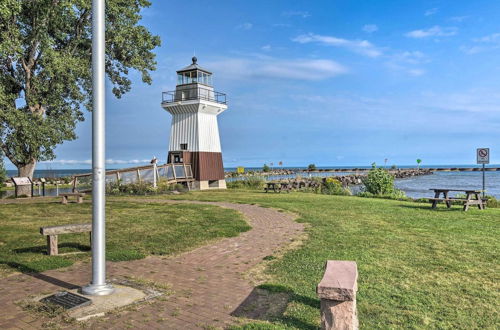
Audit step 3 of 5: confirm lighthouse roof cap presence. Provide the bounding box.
[177,57,212,74]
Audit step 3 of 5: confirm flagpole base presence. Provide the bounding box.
[81,283,115,296]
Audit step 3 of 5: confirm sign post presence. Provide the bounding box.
[476,148,490,198]
[82,0,114,296]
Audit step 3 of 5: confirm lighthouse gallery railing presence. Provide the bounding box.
[162,87,227,105]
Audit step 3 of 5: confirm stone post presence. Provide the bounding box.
[317,260,358,330]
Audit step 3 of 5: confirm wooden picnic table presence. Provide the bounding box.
[429,189,485,211]
[264,182,291,193]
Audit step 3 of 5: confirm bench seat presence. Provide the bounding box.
[59,192,85,204]
[40,223,91,255]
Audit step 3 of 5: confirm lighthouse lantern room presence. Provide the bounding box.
[161,57,228,190]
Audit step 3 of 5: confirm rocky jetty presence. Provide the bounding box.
[268,169,433,188]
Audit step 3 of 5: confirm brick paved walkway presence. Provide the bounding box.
[0,200,304,329]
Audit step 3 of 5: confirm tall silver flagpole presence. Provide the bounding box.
[82,0,114,296]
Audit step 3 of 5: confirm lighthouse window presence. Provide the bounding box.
[180,143,188,150]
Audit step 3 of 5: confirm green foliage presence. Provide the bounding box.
[262,164,271,172]
[227,176,265,190]
[357,190,409,201]
[485,195,499,208]
[391,164,397,170]
[362,166,396,195]
[0,0,161,175]
[0,151,6,185]
[321,177,351,196]
[307,163,316,171]
[106,180,185,196]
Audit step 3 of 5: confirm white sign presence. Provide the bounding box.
[477,148,490,164]
[11,177,32,186]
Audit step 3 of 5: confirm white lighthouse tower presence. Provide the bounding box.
[161,57,228,190]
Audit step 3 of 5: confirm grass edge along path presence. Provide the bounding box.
[146,190,500,329]
[0,200,250,277]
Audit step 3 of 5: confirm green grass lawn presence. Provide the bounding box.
[0,200,250,277]
[142,190,499,329]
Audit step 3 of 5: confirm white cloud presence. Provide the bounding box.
[461,32,500,54]
[207,56,347,81]
[282,11,310,18]
[408,69,426,76]
[385,51,429,76]
[292,33,382,57]
[420,89,500,113]
[424,8,438,16]
[261,45,272,51]
[405,26,458,38]
[362,24,378,33]
[236,22,253,30]
[449,16,469,23]
[474,33,500,43]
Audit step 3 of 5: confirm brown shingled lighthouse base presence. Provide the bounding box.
[168,151,226,189]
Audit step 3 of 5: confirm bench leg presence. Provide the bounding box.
[61,196,68,205]
[47,235,58,255]
[77,196,83,203]
[463,203,469,212]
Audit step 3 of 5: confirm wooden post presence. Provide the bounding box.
[136,169,141,183]
[116,172,120,184]
[72,177,78,192]
[47,235,58,256]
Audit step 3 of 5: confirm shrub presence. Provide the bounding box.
[362,166,396,195]
[307,164,317,171]
[227,176,265,190]
[321,178,351,196]
[0,153,6,186]
[485,195,499,208]
[357,190,409,201]
[106,180,185,196]
[262,164,270,172]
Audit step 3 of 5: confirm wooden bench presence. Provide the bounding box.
[59,192,85,204]
[40,223,91,255]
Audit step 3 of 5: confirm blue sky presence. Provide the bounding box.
[6,0,500,170]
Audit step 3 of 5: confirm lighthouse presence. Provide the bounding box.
[161,57,228,190]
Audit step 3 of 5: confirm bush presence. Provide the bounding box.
[307,164,317,171]
[357,190,409,201]
[321,178,351,196]
[262,164,270,172]
[485,195,499,208]
[227,176,265,190]
[106,180,185,196]
[362,166,396,195]
[0,152,6,186]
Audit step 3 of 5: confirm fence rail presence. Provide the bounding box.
[71,163,194,192]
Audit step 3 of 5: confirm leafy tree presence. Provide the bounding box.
[0,0,161,177]
[262,164,270,172]
[0,151,7,185]
[307,163,317,171]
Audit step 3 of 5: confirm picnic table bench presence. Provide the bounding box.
[59,192,85,204]
[40,223,91,255]
[429,189,486,211]
[264,182,291,193]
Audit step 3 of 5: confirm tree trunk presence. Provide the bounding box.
[18,160,37,179]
